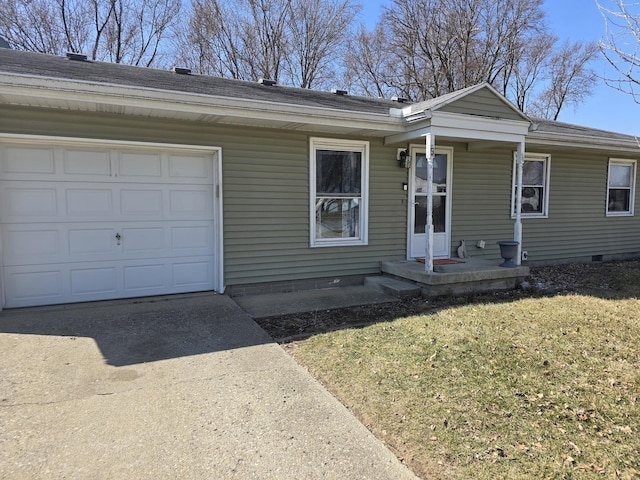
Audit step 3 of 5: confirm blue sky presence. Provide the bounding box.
[358,0,640,136]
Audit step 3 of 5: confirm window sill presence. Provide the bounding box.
[311,239,368,248]
[511,214,549,220]
[606,212,634,217]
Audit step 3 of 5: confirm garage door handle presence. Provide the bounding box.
[115,233,121,245]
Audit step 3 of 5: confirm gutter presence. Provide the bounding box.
[0,72,406,134]
[527,129,640,154]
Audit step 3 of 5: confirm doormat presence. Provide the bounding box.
[416,258,464,265]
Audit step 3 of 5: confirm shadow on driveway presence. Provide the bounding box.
[0,293,273,367]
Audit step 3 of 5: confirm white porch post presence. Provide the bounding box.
[425,133,435,272]
[514,141,525,265]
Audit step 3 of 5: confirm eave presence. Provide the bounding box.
[0,73,406,138]
[384,110,531,146]
[527,130,640,155]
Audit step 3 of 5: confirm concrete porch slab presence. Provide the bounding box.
[381,257,529,297]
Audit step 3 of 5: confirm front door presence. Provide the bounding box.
[409,147,452,259]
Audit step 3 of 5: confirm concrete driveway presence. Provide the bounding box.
[0,294,417,479]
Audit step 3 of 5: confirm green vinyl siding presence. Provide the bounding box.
[440,89,524,120]
[520,150,640,261]
[449,145,640,263]
[449,145,515,259]
[0,105,407,287]
[221,131,407,285]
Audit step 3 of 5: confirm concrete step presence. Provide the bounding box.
[364,275,422,299]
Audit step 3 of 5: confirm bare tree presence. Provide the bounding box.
[343,24,397,98]
[101,0,180,66]
[529,41,599,120]
[176,0,247,77]
[598,0,640,102]
[343,0,598,119]
[508,35,556,112]
[284,0,359,89]
[0,0,66,53]
[176,0,286,79]
[368,0,547,100]
[0,0,180,67]
[176,0,359,87]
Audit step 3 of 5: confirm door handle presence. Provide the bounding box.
[115,233,121,245]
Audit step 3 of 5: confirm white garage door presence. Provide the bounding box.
[0,140,221,308]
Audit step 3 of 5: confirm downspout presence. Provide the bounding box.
[514,141,524,265]
[425,133,434,272]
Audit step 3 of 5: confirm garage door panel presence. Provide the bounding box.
[64,150,111,176]
[4,147,55,174]
[69,228,116,255]
[173,261,212,287]
[4,268,64,306]
[4,188,58,218]
[121,227,165,253]
[70,266,118,295]
[120,189,164,216]
[169,154,211,179]
[66,188,114,216]
[169,188,213,217]
[0,142,219,308]
[171,225,211,251]
[5,228,60,258]
[124,263,166,290]
[118,151,162,178]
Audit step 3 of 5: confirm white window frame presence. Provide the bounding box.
[310,137,369,247]
[511,152,551,219]
[606,158,636,217]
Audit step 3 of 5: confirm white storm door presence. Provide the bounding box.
[409,148,452,259]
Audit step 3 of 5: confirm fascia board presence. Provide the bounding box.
[384,125,431,145]
[0,73,405,133]
[428,111,529,143]
[431,111,530,136]
[527,131,640,155]
[385,110,530,145]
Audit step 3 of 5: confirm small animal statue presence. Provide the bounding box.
[457,240,467,259]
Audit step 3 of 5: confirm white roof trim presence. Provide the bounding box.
[0,72,405,135]
[527,130,640,154]
[384,110,530,145]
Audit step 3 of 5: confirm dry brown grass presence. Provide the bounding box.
[286,279,640,479]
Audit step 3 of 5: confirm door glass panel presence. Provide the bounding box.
[414,153,448,193]
[414,196,446,234]
[433,196,446,232]
[414,196,426,234]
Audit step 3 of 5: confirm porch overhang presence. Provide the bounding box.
[383,110,531,146]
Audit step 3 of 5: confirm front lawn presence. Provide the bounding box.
[284,265,640,479]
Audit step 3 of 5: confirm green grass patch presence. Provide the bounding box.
[289,294,640,479]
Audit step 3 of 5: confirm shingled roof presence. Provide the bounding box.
[0,48,401,115]
[0,48,638,150]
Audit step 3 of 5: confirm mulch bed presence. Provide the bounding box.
[254,259,640,342]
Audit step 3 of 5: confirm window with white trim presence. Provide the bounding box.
[512,153,551,218]
[607,159,636,216]
[310,138,369,246]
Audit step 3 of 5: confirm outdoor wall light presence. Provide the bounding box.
[397,148,410,168]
